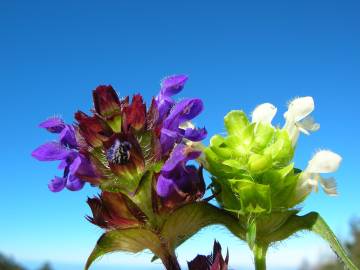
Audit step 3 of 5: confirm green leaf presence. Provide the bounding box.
[255,210,299,237]
[85,228,162,270]
[161,202,246,250]
[259,212,359,270]
[311,214,359,270]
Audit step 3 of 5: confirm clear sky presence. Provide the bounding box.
[1,1,359,269]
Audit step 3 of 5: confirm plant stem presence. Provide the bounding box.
[160,252,181,270]
[253,244,268,270]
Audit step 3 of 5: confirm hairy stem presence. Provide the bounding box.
[160,252,181,270]
[253,244,268,270]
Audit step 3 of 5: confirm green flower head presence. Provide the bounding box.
[204,97,341,216]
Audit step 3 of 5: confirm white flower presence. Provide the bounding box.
[298,150,342,196]
[251,103,277,125]
[283,96,320,145]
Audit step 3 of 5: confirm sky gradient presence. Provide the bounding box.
[1,1,360,269]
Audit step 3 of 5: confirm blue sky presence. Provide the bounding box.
[1,0,359,269]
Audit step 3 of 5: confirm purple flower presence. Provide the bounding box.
[154,75,207,155]
[156,143,205,208]
[32,118,94,192]
[188,240,229,270]
[160,98,207,154]
[155,75,188,120]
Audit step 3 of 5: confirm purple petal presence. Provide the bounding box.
[155,96,174,122]
[183,127,207,141]
[163,98,204,130]
[160,75,188,97]
[39,117,65,133]
[68,154,96,178]
[155,75,188,121]
[160,128,182,154]
[66,174,85,191]
[32,142,70,161]
[156,174,177,197]
[58,159,67,169]
[59,125,77,148]
[69,155,82,175]
[162,144,201,174]
[48,176,66,192]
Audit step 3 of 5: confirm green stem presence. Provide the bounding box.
[253,244,268,270]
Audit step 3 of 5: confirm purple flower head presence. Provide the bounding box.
[156,143,205,208]
[32,117,95,192]
[160,98,207,154]
[188,240,229,270]
[33,76,207,196]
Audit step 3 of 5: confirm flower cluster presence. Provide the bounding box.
[32,75,207,211]
[33,80,354,270]
[204,96,342,215]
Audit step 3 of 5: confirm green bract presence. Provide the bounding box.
[205,110,299,216]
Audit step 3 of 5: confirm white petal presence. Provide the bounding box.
[251,103,277,124]
[296,116,320,134]
[307,150,342,174]
[319,177,338,196]
[180,121,195,129]
[285,96,315,122]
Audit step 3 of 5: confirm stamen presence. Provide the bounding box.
[106,139,132,165]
